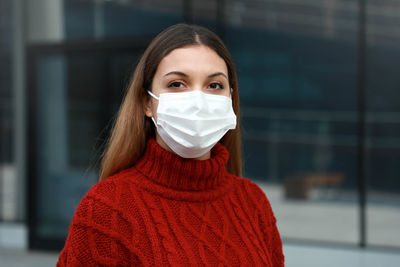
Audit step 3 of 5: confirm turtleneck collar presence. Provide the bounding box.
[134,138,230,191]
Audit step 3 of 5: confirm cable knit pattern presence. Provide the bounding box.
[57,138,284,266]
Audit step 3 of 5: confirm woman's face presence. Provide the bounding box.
[145,44,231,119]
[145,44,231,159]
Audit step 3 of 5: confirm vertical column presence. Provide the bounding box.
[26,0,68,232]
[11,0,25,223]
[11,0,64,224]
[357,0,367,248]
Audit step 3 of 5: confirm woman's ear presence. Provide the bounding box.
[144,93,154,118]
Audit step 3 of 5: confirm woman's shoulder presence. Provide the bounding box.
[69,168,143,235]
[229,175,270,200]
[76,167,141,217]
[228,175,275,218]
[85,167,139,198]
[58,169,144,266]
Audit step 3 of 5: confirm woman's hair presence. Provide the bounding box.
[99,23,242,181]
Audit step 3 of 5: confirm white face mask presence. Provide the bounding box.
[147,90,237,158]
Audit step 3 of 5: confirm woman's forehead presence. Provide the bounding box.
[156,45,228,78]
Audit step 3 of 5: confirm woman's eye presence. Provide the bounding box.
[167,81,185,88]
[208,82,224,90]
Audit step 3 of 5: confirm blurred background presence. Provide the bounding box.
[0,0,400,266]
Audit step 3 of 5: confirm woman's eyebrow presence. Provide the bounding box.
[163,71,228,80]
[164,71,188,77]
[208,72,228,80]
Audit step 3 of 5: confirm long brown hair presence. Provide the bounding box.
[99,23,242,181]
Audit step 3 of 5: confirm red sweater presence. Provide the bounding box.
[57,138,284,266]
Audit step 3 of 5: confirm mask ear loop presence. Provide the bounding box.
[147,90,159,127]
[147,90,159,100]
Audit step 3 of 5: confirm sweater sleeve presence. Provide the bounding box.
[56,183,142,267]
[253,183,285,267]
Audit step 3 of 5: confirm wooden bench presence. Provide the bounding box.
[283,172,345,200]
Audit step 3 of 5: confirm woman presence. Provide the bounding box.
[57,23,284,267]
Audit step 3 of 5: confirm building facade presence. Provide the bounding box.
[1,0,400,251]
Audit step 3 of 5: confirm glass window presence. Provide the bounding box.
[225,0,360,244]
[65,0,183,39]
[27,0,400,250]
[31,49,143,244]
